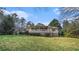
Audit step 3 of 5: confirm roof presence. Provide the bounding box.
[27,26,58,29]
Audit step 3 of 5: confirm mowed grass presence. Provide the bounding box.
[0,35,79,51]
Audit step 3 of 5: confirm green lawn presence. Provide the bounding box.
[0,35,79,51]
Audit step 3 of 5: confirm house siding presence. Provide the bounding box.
[27,27,59,36]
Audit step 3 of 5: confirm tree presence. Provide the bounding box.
[63,20,70,31]
[11,13,27,34]
[20,17,26,26]
[36,23,45,27]
[62,20,70,36]
[1,15,15,34]
[0,8,27,35]
[0,7,5,15]
[49,19,60,27]
[26,21,34,28]
[35,23,45,29]
[60,7,79,37]
[60,7,79,21]
[19,17,26,33]
[0,8,9,34]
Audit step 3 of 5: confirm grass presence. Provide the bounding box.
[0,35,79,51]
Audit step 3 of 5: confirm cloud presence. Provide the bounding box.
[3,10,29,20]
[11,11,29,19]
[53,8,60,15]
[3,10,10,15]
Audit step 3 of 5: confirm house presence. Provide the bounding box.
[26,26,59,36]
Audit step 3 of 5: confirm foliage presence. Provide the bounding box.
[49,19,60,27]
[0,9,26,34]
[26,21,34,28]
[1,15,14,34]
[60,7,79,38]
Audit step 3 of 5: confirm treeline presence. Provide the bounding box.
[0,7,79,38]
[60,7,79,38]
[62,19,79,38]
[0,8,26,34]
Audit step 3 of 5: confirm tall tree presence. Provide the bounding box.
[36,23,45,27]
[62,20,70,35]
[26,21,34,27]
[19,17,26,32]
[60,7,79,37]
[1,15,15,34]
[49,19,60,27]
[36,23,45,29]
[11,13,27,34]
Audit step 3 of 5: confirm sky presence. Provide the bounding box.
[4,7,61,25]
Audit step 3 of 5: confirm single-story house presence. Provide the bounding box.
[26,26,59,36]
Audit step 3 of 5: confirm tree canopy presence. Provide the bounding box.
[49,19,60,27]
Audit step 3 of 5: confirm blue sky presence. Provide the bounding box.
[5,7,61,25]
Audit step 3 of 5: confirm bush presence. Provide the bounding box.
[70,29,79,38]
